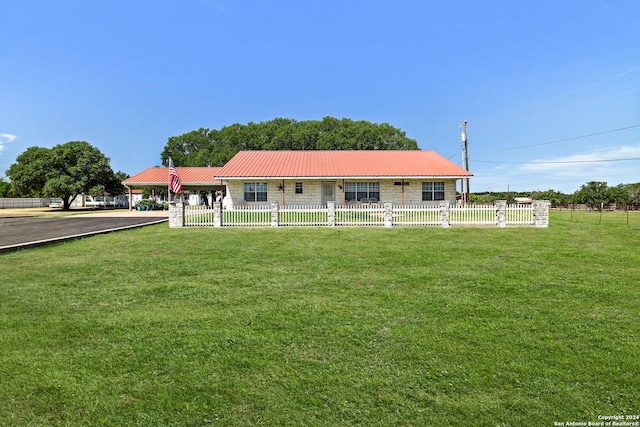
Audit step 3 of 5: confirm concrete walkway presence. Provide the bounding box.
[0,210,168,253]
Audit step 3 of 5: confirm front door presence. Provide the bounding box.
[321,181,335,207]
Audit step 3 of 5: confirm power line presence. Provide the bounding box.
[474,157,640,165]
[447,147,461,161]
[479,124,640,153]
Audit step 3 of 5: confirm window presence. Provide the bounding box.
[422,182,445,201]
[295,182,303,194]
[244,182,268,202]
[345,182,380,201]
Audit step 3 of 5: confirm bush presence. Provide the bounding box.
[135,199,164,210]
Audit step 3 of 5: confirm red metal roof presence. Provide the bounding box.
[123,167,223,186]
[216,150,473,179]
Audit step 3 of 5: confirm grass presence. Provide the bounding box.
[1,212,638,426]
[553,207,640,228]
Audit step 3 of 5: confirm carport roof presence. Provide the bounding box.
[123,167,223,186]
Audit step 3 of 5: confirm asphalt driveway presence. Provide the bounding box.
[0,213,168,252]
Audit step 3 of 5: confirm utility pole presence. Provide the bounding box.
[460,120,470,204]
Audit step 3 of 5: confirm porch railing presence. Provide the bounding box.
[175,200,549,228]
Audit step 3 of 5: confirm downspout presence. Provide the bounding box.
[281,179,285,207]
[402,179,405,207]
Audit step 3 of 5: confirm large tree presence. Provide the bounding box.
[571,181,633,210]
[0,177,12,197]
[627,183,640,205]
[7,141,123,210]
[161,116,419,166]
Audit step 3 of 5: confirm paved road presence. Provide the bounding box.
[0,213,168,252]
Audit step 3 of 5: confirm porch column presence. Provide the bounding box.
[495,200,507,228]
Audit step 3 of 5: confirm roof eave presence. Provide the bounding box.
[218,175,473,180]
[123,181,223,186]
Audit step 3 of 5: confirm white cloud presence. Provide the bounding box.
[521,144,640,173]
[0,134,17,153]
[515,144,640,189]
[473,144,640,193]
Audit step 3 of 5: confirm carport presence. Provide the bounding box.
[122,166,225,210]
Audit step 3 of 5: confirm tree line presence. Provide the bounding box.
[471,181,640,209]
[160,117,419,167]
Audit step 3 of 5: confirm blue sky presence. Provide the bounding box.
[2,0,639,193]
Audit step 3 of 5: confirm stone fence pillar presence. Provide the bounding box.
[495,200,507,228]
[213,202,222,227]
[271,202,279,227]
[384,202,393,227]
[168,203,184,228]
[327,201,336,226]
[533,200,550,228]
[439,201,450,227]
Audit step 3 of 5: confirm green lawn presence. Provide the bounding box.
[1,213,638,426]
[553,207,640,228]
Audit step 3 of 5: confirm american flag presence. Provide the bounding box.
[168,158,182,194]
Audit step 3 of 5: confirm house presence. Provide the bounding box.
[514,197,533,205]
[123,150,472,208]
[216,150,472,208]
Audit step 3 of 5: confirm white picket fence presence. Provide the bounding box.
[184,206,218,227]
[505,204,535,225]
[335,204,386,226]
[280,205,328,226]
[450,204,497,225]
[181,202,540,227]
[393,205,441,226]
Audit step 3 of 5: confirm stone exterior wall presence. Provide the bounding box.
[223,178,459,207]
